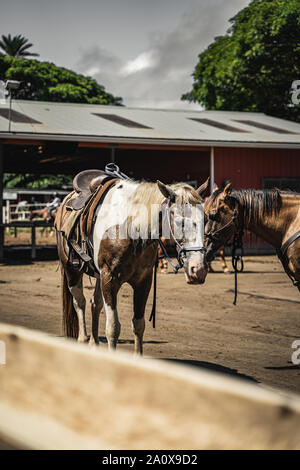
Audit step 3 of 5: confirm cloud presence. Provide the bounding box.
[75,0,249,108]
[120,50,157,76]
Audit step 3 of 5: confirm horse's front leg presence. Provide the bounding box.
[132,273,153,356]
[69,276,88,343]
[101,269,121,350]
[89,278,103,347]
[219,246,229,273]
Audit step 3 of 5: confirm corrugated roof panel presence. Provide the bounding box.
[233,119,299,135]
[0,107,41,124]
[92,113,152,129]
[189,117,250,133]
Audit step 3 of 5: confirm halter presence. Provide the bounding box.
[161,198,207,273]
[205,208,239,246]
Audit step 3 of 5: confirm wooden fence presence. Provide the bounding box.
[0,323,300,449]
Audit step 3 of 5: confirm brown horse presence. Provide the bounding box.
[204,183,300,290]
[56,177,209,355]
[29,207,57,223]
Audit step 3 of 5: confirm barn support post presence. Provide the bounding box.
[0,144,4,262]
[210,147,215,194]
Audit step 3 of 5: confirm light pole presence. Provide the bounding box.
[5,80,21,132]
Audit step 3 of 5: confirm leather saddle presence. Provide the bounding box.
[68,169,113,210]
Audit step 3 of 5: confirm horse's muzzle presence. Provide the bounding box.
[185,264,207,285]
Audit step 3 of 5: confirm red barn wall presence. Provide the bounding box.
[214,147,300,189]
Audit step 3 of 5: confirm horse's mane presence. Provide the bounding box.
[208,187,283,225]
[131,181,202,206]
[232,189,282,224]
[125,180,203,235]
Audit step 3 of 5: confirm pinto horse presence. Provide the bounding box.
[204,183,300,290]
[57,177,209,355]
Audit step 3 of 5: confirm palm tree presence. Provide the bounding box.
[0,34,39,58]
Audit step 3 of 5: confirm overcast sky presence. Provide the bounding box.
[0,0,250,108]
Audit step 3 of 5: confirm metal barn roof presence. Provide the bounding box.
[0,99,300,148]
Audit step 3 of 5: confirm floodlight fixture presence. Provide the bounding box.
[5,80,21,132]
[5,80,21,91]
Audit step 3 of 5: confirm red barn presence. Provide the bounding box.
[1,101,300,257]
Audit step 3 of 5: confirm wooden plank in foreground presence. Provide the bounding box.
[0,322,300,450]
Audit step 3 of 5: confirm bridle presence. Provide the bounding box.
[159,198,207,274]
[205,207,239,246]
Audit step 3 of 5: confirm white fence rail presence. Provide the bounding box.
[3,201,47,223]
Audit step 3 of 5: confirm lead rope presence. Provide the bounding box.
[149,253,159,328]
[148,237,182,329]
[231,230,244,305]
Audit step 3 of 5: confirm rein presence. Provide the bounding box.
[206,206,244,305]
[231,228,244,305]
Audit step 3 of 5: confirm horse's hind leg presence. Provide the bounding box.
[69,276,88,343]
[89,278,103,346]
[132,274,152,355]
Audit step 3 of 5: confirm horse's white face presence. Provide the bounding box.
[157,181,208,285]
[166,201,207,284]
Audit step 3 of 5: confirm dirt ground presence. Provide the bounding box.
[0,255,299,394]
[4,229,56,246]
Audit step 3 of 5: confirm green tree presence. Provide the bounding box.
[182,0,300,122]
[4,173,73,189]
[0,56,122,105]
[0,34,39,58]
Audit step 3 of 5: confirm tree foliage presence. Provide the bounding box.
[182,0,300,122]
[4,173,73,189]
[0,56,122,105]
[0,34,39,58]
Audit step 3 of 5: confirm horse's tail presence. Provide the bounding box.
[61,268,79,339]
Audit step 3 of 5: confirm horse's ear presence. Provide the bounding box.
[222,183,232,199]
[157,180,176,202]
[196,177,210,197]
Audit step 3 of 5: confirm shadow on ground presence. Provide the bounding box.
[159,358,259,383]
